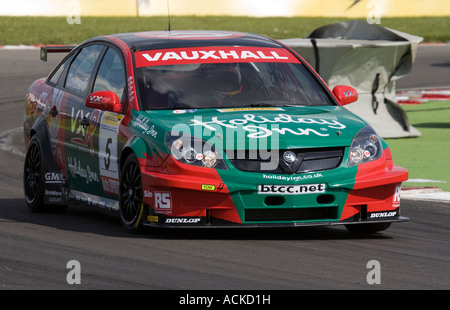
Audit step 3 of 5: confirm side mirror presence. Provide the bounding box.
[85,91,121,113]
[332,85,358,106]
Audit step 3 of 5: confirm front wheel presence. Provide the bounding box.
[345,222,391,234]
[119,154,145,233]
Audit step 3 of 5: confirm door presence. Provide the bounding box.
[62,44,105,198]
[91,47,127,199]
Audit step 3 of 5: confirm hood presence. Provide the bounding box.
[145,106,367,150]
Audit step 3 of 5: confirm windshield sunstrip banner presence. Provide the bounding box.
[134,46,299,67]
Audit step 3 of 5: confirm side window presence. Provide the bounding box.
[49,55,71,84]
[65,44,103,93]
[93,48,126,101]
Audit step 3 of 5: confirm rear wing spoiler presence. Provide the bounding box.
[40,45,76,61]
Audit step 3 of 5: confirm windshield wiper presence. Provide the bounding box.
[244,100,303,107]
[282,104,305,107]
[246,102,274,107]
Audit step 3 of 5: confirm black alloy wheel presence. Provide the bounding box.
[119,154,145,232]
[23,138,46,212]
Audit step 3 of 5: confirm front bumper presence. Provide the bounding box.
[139,149,409,228]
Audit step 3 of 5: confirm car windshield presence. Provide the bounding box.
[136,60,335,110]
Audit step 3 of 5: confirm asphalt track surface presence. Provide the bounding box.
[1,45,450,291]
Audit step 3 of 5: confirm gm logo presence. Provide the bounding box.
[45,172,64,183]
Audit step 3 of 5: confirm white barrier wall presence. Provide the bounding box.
[1,0,450,17]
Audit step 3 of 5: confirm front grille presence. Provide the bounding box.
[227,147,344,174]
[245,207,338,222]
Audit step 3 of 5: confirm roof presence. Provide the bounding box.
[105,30,282,51]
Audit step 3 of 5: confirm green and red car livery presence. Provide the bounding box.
[24,30,408,233]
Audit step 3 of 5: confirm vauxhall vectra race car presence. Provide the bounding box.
[23,30,409,233]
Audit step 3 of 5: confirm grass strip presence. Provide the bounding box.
[1,16,449,45]
[386,101,450,191]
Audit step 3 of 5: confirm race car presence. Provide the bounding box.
[23,30,408,233]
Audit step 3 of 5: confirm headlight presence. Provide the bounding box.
[348,126,383,167]
[165,132,228,169]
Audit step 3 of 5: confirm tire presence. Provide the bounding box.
[345,222,391,234]
[23,138,46,212]
[119,154,145,233]
[23,138,68,213]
